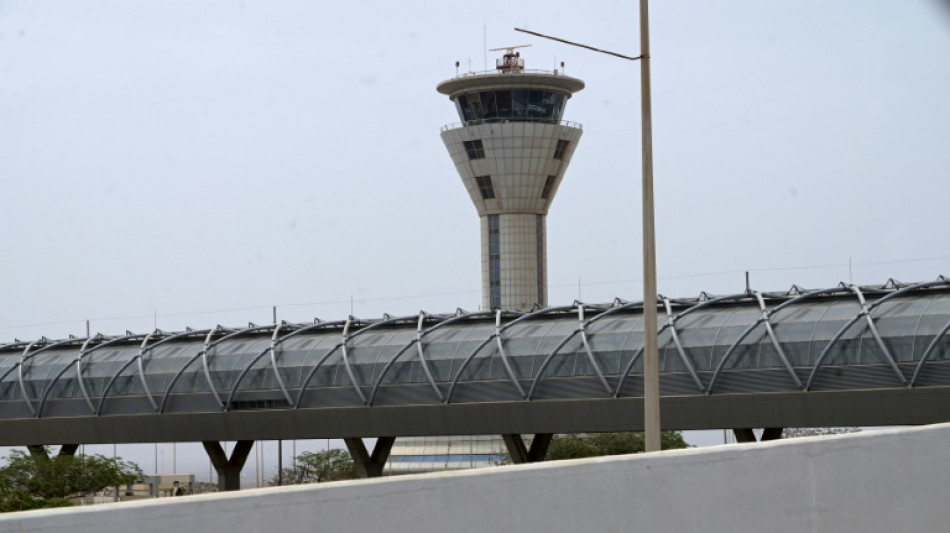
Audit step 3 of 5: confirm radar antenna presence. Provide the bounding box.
[488,44,532,54]
[489,44,531,73]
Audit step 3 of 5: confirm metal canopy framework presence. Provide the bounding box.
[3,278,950,446]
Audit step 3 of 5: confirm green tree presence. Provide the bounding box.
[545,431,689,461]
[191,481,219,494]
[269,448,357,486]
[782,427,860,439]
[0,448,143,512]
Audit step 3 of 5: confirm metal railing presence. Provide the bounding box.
[439,68,578,84]
[441,119,582,132]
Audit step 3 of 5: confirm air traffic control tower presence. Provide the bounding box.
[438,47,584,310]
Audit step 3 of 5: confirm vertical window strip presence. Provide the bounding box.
[553,139,569,160]
[489,215,501,309]
[536,215,544,307]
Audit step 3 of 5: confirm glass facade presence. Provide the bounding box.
[454,89,568,123]
[536,215,544,307]
[388,454,505,464]
[386,435,509,473]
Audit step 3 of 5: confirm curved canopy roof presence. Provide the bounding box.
[3,278,950,417]
[0,277,950,445]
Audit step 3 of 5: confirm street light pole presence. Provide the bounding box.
[515,0,661,452]
[637,0,661,453]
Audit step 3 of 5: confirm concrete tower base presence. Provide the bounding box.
[480,213,547,310]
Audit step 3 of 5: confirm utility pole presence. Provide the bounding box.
[515,0,661,452]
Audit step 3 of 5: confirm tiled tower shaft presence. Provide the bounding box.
[441,121,581,310]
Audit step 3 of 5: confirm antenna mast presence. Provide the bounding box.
[483,25,487,70]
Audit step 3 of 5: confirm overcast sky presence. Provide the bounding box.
[2,1,949,480]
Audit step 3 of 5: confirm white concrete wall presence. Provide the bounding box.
[4,424,950,532]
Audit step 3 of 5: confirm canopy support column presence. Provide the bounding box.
[203,440,254,492]
[502,433,552,463]
[733,428,783,443]
[344,437,395,478]
[27,443,79,462]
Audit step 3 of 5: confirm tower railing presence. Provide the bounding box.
[440,68,575,82]
[441,119,582,132]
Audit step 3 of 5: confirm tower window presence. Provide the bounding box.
[553,140,569,160]
[541,175,556,199]
[536,215,545,307]
[463,140,485,159]
[475,176,495,199]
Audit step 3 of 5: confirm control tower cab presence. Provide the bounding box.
[437,47,584,310]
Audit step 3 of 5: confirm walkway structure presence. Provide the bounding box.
[3,278,950,488]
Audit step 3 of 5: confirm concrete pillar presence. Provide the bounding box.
[203,440,254,492]
[344,437,395,478]
[147,476,159,498]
